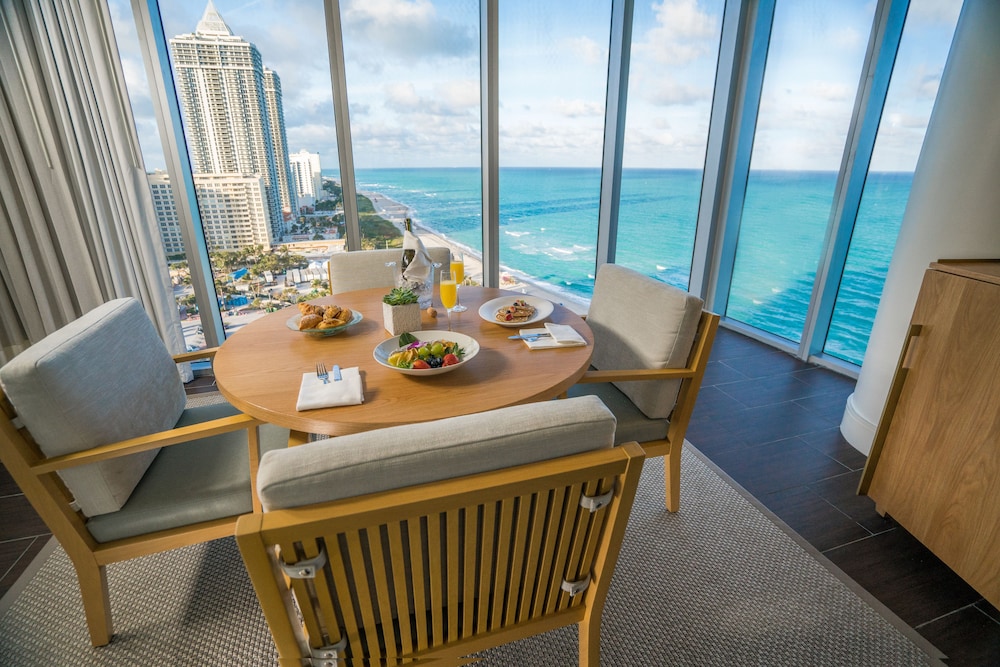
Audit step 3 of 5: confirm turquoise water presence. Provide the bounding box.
[331,167,910,365]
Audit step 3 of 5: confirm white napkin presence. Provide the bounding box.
[400,230,433,286]
[519,323,587,350]
[296,366,364,411]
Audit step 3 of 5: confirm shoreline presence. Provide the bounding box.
[362,189,589,314]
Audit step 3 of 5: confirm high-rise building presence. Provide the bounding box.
[149,171,275,253]
[168,0,294,243]
[289,150,323,208]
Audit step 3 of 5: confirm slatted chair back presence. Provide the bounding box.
[236,397,644,666]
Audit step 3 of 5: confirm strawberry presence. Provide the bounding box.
[411,359,431,369]
[442,353,460,366]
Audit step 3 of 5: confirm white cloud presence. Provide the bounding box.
[342,0,476,60]
[564,36,607,66]
[636,0,719,65]
[553,99,604,118]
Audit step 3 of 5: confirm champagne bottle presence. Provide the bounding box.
[401,217,415,273]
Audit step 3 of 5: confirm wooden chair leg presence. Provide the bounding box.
[664,448,682,513]
[73,558,113,646]
[578,617,601,667]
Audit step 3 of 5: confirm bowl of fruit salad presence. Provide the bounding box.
[372,331,479,376]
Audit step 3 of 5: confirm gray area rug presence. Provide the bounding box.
[0,444,944,666]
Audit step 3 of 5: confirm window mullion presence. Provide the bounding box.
[324,0,360,251]
[480,0,499,287]
[131,0,224,346]
[800,0,909,361]
[692,0,775,310]
[595,0,634,271]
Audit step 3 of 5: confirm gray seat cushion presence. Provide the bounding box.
[587,264,703,419]
[86,401,289,543]
[567,381,668,444]
[0,298,187,516]
[257,395,616,511]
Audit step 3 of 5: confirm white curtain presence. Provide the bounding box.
[0,0,185,366]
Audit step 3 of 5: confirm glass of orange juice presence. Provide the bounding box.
[439,269,458,330]
[450,251,467,312]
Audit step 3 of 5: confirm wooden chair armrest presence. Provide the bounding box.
[31,413,262,475]
[577,366,696,383]
[173,347,218,364]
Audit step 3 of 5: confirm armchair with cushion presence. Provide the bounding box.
[236,395,644,666]
[0,297,289,646]
[568,263,719,512]
[327,247,452,294]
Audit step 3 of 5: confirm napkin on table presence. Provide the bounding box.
[296,366,364,411]
[400,230,433,286]
[519,323,587,350]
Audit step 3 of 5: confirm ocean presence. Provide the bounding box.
[327,167,910,366]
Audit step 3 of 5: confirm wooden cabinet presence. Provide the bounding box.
[860,260,1000,609]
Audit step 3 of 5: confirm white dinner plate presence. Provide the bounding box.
[286,309,363,337]
[373,330,480,376]
[478,295,554,328]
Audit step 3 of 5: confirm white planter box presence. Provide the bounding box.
[383,302,422,336]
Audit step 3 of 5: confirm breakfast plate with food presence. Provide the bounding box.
[287,302,363,336]
[478,295,554,328]
[373,331,480,376]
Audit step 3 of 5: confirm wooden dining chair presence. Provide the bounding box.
[567,263,719,512]
[0,297,288,647]
[236,395,644,667]
[327,247,452,294]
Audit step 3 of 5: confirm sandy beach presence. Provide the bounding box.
[363,190,589,314]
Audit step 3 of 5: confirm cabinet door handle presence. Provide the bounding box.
[858,323,922,495]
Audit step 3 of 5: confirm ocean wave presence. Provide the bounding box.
[505,230,531,237]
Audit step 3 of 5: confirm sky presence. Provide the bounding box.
[108,0,962,174]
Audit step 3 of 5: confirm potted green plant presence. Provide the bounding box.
[382,287,422,335]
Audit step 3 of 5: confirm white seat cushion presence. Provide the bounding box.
[587,264,703,419]
[0,298,186,516]
[257,395,616,511]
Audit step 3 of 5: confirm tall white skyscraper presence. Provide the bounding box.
[289,150,323,207]
[169,1,295,243]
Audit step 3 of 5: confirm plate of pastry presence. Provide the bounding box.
[478,295,554,328]
[287,303,363,337]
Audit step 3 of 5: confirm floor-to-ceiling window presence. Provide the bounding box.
[822,0,963,364]
[726,0,875,345]
[106,0,964,372]
[495,0,612,301]
[617,0,725,290]
[341,0,483,272]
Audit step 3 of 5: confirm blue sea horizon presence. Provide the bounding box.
[323,167,910,365]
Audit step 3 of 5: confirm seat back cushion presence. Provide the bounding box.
[257,395,616,511]
[328,247,452,294]
[0,298,186,516]
[587,264,703,419]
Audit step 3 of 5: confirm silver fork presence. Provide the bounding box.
[316,362,329,384]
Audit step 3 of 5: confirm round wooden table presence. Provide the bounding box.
[212,287,594,437]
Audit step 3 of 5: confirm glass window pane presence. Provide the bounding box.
[618,0,725,290]
[823,0,963,364]
[340,0,482,283]
[120,2,342,345]
[497,0,612,304]
[727,1,874,343]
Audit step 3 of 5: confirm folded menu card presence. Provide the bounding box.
[519,323,587,350]
[296,366,364,411]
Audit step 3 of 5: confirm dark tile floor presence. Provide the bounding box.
[1,328,998,663]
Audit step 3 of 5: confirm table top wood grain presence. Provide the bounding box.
[212,287,594,436]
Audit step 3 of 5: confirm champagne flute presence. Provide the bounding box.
[450,251,467,312]
[440,269,458,331]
